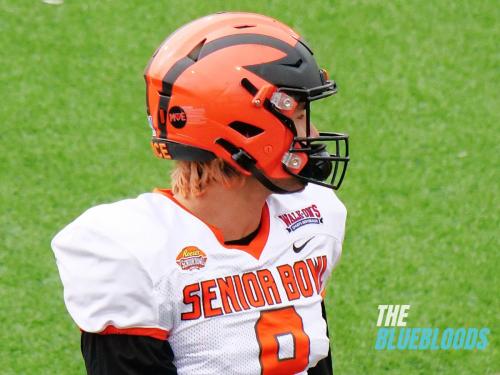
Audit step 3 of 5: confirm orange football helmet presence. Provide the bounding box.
[144,12,349,192]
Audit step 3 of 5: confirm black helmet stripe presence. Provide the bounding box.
[157,33,298,140]
[200,34,323,89]
[157,33,318,141]
[157,57,196,139]
[197,34,324,88]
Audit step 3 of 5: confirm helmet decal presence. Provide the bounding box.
[168,106,187,129]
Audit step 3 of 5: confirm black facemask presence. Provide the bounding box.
[279,82,350,190]
[234,77,349,194]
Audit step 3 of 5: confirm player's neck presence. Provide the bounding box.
[174,178,269,242]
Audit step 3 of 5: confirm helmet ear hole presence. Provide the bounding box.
[229,121,264,138]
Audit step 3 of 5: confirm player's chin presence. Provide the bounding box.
[270,176,308,194]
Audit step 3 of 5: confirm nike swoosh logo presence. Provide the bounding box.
[292,237,315,253]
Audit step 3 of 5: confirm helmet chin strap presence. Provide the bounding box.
[215,138,302,194]
[245,159,304,195]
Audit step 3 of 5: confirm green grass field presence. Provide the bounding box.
[1,0,498,373]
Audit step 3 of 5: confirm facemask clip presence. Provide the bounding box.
[270,92,297,112]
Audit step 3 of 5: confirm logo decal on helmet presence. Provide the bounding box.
[168,106,187,128]
[183,106,207,125]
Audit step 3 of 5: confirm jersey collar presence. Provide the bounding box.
[154,189,270,260]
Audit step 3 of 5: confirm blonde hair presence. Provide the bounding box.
[171,159,244,198]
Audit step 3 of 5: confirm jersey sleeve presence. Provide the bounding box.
[51,205,170,340]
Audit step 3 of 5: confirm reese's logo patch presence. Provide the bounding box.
[176,246,207,271]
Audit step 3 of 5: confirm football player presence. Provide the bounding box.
[52,12,349,375]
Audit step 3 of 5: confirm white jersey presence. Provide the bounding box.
[52,184,346,375]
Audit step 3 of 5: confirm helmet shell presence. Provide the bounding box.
[145,12,325,179]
